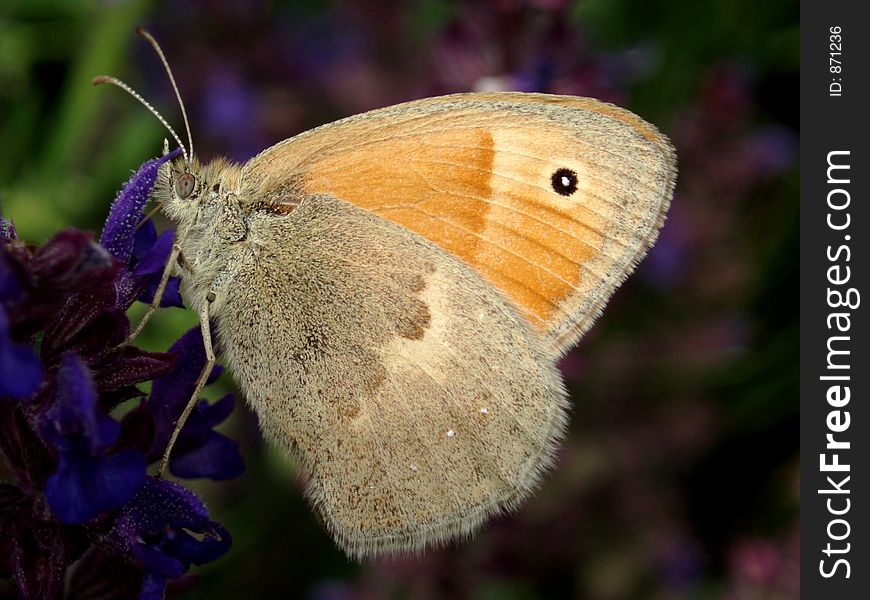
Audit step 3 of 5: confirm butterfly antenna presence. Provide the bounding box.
[92,75,189,164]
[136,28,194,163]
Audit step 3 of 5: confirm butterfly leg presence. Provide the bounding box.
[157,292,216,478]
[123,243,183,346]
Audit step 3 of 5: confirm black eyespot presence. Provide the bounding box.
[175,172,196,198]
[551,168,578,196]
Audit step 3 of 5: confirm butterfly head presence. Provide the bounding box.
[157,154,203,213]
[157,155,243,220]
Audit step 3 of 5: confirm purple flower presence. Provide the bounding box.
[124,219,183,309]
[0,306,42,399]
[147,327,244,481]
[42,353,147,524]
[110,478,231,598]
[0,151,241,599]
[100,148,181,263]
[101,148,184,310]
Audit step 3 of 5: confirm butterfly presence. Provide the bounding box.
[98,30,676,559]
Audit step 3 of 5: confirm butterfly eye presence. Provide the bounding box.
[175,172,196,198]
[550,168,578,196]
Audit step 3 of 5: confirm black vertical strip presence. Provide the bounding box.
[802,1,870,597]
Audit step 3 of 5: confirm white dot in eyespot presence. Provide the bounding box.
[561,175,572,187]
[410,464,419,472]
[446,429,455,437]
[480,407,489,414]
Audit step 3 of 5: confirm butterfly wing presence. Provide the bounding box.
[241,92,676,354]
[215,193,567,557]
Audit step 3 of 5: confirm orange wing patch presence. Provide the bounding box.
[303,128,494,264]
[299,126,601,328]
[240,93,675,352]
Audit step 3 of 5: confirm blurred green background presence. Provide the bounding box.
[0,0,798,598]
